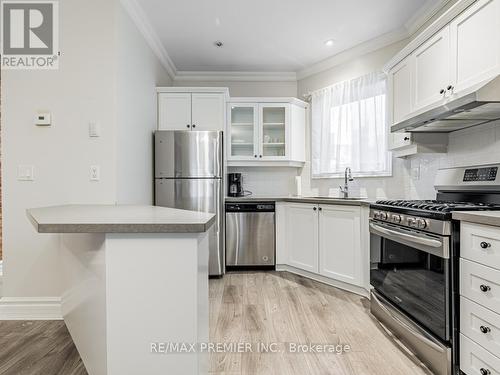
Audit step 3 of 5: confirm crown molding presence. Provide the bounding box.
[404,0,453,36]
[121,0,457,83]
[120,0,177,79]
[383,0,476,72]
[174,71,297,82]
[296,28,409,80]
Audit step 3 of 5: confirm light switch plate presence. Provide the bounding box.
[89,122,100,137]
[90,165,100,181]
[18,165,34,181]
[35,113,51,126]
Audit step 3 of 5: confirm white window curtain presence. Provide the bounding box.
[311,72,390,178]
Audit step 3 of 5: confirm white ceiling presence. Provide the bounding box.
[138,0,443,73]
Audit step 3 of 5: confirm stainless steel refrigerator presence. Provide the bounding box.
[154,130,224,277]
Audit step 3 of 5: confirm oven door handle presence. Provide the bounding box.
[369,222,449,259]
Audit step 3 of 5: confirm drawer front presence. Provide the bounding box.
[460,258,500,312]
[461,222,500,270]
[461,334,500,375]
[461,297,500,357]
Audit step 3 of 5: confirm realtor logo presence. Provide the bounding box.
[1,1,59,69]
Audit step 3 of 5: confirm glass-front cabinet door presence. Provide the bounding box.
[228,104,258,160]
[259,104,288,160]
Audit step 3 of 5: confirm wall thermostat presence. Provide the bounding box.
[35,113,51,126]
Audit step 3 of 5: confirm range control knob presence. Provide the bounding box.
[379,212,388,221]
[407,217,417,226]
[373,211,380,219]
[417,219,427,229]
[392,214,402,224]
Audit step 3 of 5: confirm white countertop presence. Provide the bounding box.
[27,204,215,233]
[225,195,374,206]
[453,210,500,227]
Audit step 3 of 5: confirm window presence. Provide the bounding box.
[311,72,391,178]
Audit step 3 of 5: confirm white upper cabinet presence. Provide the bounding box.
[286,203,319,274]
[157,88,229,131]
[227,98,306,167]
[319,205,362,286]
[387,57,413,151]
[389,57,413,124]
[191,93,225,131]
[158,93,192,131]
[450,0,500,93]
[413,27,451,111]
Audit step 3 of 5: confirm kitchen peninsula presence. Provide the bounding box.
[27,205,215,375]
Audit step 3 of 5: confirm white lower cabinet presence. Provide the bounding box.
[285,203,319,273]
[276,202,365,293]
[460,221,500,375]
[319,205,362,286]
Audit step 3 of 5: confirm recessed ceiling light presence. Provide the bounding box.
[214,41,224,48]
[324,39,334,47]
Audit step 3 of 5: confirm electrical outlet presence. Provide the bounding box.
[90,165,100,181]
[411,166,420,180]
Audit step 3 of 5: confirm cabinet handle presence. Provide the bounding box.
[480,368,491,375]
[319,207,323,211]
[480,284,491,292]
[440,89,446,95]
[186,124,191,128]
[480,326,491,334]
[480,241,491,249]
[259,155,263,158]
[404,136,410,141]
[192,124,196,129]
[254,155,258,158]
[313,207,317,211]
[447,85,454,91]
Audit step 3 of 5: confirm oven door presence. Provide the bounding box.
[370,220,451,343]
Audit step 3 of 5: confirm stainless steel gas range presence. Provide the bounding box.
[369,164,500,375]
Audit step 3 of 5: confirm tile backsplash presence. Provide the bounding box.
[227,167,299,197]
[228,121,500,199]
[407,120,500,199]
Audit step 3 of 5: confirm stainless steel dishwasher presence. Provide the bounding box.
[225,202,275,267]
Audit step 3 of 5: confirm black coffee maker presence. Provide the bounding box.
[228,173,244,197]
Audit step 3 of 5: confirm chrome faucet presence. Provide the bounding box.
[339,167,354,198]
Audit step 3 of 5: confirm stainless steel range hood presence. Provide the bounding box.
[392,75,500,133]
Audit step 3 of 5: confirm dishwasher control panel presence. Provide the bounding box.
[225,202,275,212]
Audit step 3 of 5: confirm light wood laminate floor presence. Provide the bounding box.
[0,272,431,375]
[0,320,87,375]
[209,272,431,375]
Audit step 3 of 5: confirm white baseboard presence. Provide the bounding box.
[0,297,62,320]
[276,264,370,298]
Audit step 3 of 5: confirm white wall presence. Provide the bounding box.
[173,80,297,97]
[297,40,411,199]
[115,4,172,205]
[227,167,299,197]
[0,0,171,300]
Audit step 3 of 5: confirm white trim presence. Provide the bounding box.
[276,264,369,298]
[0,260,3,277]
[229,97,308,107]
[119,0,177,79]
[227,160,305,168]
[156,86,230,99]
[384,0,477,72]
[296,28,409,80]
[0,297,62,320]
[174,71,297,82]
[404,0,453,35]
[120,0,457,83]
